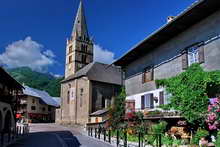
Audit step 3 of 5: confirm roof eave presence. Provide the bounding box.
[113,0,220,67]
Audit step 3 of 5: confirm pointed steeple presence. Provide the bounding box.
[72,1,89,40]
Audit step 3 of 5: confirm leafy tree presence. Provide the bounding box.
[156,64,220,126]
[109,87,126,129]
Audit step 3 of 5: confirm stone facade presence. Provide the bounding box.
[59,77,120,125]
[58,1,122,125]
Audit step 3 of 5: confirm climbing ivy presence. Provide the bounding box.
[156,64,220,126]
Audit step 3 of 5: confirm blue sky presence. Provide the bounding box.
[0,0,196,76]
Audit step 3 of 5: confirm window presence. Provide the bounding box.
[142,67,154,83]
[159,91,164,105]
[85,46,88,52]
[69,55,72,63]
[69,45,73,53]
[67,91,70,104]
[80,88,83,96]
[32,99,35,104]
[80,88,83,107]
[81,54,87,63]
[182,43,205,69]
[188,45,199,66]
[141,93,154,109]
[31,106,36,110]
[81,44,87,52]
[42,107,46,111]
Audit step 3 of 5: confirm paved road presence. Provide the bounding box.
[8,123,113,147]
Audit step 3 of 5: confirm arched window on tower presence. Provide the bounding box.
[85,46,88,53]
[81,54,87,64]
[67,91,70,104]
[69,45,73,53]
[68,55,72,63]
[81,44,85,52]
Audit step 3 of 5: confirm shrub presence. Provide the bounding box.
[192,128,209,145]
[162,135,173,146]
[150,121,168,134]
[145,121,168,146]
[215,131,220,146]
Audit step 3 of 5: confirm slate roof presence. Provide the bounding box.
[23,86,59,107]
[52,97,61,107]
[62,62,122,85]
[114,0,220,66]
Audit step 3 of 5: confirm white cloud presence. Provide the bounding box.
[94,44,115,64]
[49,72,63,78]
[43,50,55,58]
[0,37,56,72]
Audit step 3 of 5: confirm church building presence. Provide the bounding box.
[57,1,121,125]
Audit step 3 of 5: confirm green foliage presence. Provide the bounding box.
[145,121,168,145]
[215,131,220,146]
[133,111,146,134]
[192,128,209,145]
[127,134,139,142]
[158,104,170,110]
[156,64,220,125]
[162,135,173,146]
[7,67,64,97]
[150,121,167,134]
[109,87,126,129]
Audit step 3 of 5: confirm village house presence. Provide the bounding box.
[56,1,122,125]
[17,86,60,123]
[0,67,23,140]
[114,0,220,112]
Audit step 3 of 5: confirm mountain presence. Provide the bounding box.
[7,67,64,97]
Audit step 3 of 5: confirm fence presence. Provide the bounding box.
[0,123,29,147]
[87,126,162,147]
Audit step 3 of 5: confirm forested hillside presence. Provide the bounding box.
[7,67,63,97]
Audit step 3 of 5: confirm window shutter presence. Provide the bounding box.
[182,52,188,70]
[159,91,164,105]
[150,94,154,109]
[150,68,154,81]
[198,46,205,63]
[141,95,145,110]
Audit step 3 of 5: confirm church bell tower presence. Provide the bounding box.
[65,1,93,78]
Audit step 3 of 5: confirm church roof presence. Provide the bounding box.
[71,1,89,39]
[62,62,122,85]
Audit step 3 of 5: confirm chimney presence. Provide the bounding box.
[167,16,175,23]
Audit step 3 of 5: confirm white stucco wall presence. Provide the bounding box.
[126,88,166,110]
